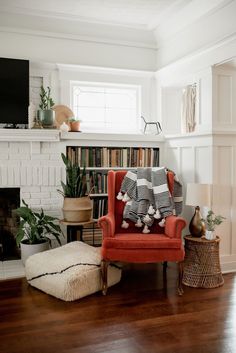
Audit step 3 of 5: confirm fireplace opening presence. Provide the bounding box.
[0,188,20,260]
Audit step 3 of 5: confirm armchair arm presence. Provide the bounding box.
[97,213,115,238]
[165,215,186,239]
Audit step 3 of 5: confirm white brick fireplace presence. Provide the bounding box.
[0,129,65,218]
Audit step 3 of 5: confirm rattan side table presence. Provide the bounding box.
[183,235,224,288]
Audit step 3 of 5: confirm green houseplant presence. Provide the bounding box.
[38,86,55,128]
[15,200,62,264]
[58,153,92,222]
[202,210,225,240]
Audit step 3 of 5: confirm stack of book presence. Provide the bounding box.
[67,146,159,168]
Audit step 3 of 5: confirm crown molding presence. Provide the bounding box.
[153,0,233,46]
[56,63,155,78]
[0,5,149,30]
[0,24,157,51]
[155,32,236,78]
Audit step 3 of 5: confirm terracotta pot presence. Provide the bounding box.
[70,121,81,132]
[63,197,92,222]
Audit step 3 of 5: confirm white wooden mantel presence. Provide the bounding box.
[0,129,166,143]
[0,129,60,142]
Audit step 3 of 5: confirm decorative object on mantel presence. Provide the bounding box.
[59,122,70,132]
[201,210,225,240]
[32,115,43,129]
[68,117,82,132]
[29,100,43,129]
[37,86,55,128]
[52,104,74,129]
[58,153,92,223]
[185,183,211,237]
[15,200,62,265]
[141,116,162,135]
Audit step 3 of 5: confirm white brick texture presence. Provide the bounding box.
[0,141,64,213]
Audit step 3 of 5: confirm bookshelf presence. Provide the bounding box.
[67,145,159,212]
[66,143,161,245]
[67,146,159,168]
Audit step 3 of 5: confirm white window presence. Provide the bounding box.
[71,82,141,134]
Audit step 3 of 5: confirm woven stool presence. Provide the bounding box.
[183,235,224,288]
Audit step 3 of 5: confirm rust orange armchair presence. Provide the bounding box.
[98,170,186,295]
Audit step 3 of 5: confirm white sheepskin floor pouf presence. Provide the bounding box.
[25,241,122,301]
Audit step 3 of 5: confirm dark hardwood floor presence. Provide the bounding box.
[0,263,235,353]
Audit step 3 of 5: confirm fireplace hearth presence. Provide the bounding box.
[0,188,20,260]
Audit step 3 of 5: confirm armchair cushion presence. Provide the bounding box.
[103,233,182,249]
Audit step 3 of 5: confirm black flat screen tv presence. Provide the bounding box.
[0,57,29,127]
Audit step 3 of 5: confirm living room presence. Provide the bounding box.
[1,1,236,352]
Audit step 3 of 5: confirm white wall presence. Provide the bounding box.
[0,31,156,72]
[157,34,236,272]
[57,64,156,125]
[28,62,157,129]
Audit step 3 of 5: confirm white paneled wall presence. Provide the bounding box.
[213,67,236,131]
[212,136,236,271]
[156,37,236,272]
[165,134,213,238]
[165,132,236,272]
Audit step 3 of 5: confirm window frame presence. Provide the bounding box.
[70,80,142,134]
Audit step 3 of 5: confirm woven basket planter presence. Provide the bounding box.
[63,197,92,223]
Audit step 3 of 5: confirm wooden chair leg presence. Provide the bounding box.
[177,261,184,296]
[101,260,109,295]
[163,261,167,274]
[162,261,168,293]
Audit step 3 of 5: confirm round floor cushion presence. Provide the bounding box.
[25,241,122,301]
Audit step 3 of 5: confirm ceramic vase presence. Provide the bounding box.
[38,109,55,128]
[205,230,215,240]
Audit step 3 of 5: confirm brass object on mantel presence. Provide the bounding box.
[189,206,205,237]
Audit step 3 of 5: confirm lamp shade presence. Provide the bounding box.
[185,183,212,207]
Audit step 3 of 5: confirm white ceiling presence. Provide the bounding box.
[0,0,187,29]
[0,0,231,48]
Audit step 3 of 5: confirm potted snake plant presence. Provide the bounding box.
[15,200,62,264]
[37,86,55,128]
[58,153,92,222]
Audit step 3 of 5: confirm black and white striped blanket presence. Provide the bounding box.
[116,167,183,233]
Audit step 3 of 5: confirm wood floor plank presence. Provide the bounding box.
[0,263,235,353]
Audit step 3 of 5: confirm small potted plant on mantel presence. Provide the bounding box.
[58,153,92,222]
[68,117,82,132]
[15,200,62,265]
[37,86,55,128]
[202,210,225,240]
